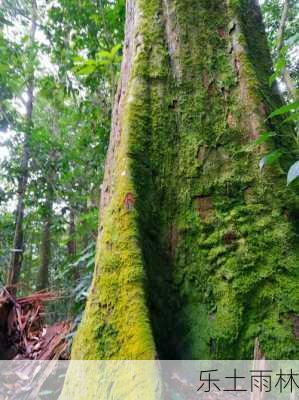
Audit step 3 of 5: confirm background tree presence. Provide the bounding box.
[0,0,125,309]
[3,0,37,288]
[260,0,298,189]
[262,0,298,99]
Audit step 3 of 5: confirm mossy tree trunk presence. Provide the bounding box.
[71,0,299,360]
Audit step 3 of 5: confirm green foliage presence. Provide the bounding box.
[262,0,299,93]
[73,44,122,76]
[0,0,125,318]
[269,47,286,87]
[259,149,283,170]
[0,211,14,282]
[254,1,299,186]
[268,99,299,118]
[254,131,275,145]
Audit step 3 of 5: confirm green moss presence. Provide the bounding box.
[71,74,156,359]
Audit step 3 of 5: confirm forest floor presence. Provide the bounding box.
[0,288,70,360]
[0,288,70,398]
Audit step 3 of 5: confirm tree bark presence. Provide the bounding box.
[70,0,299,362]
[7,0,37,289]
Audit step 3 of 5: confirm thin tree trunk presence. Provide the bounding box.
[276,0,297,99]
[37,182,53,290]
[7,0,37,288]
[69,0,299,363]
[67,207,80,280]
[277,0,289,54]
[67,208,76,259]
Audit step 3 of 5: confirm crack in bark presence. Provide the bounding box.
[162,0,182,80]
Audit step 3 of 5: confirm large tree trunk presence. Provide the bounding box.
[71,0,299,361]
[7,0,37,289]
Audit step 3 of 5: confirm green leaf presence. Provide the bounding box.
[74,63,96,76]
[110,43,122,59]
[268,100,299,119]
[254,131,275,145]
[96,44,122,63]
[283,112,299,124]
[287,161,299,185]
[72,55,86,63]
[259,149,283,171]
[96,50,112,60]
[96,59,110,66]
[269,56,286,86]
[114,55,123,63]
[276,56,286,71]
